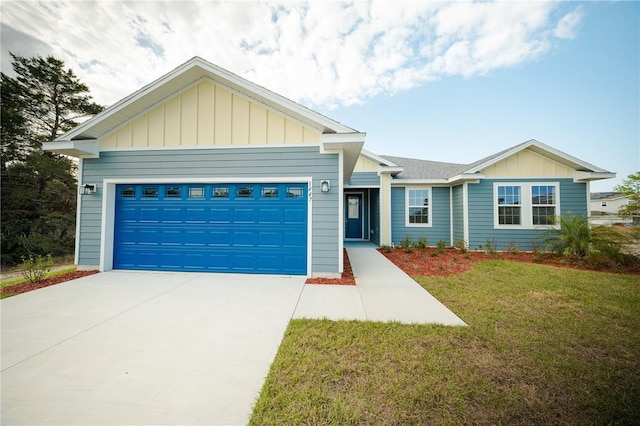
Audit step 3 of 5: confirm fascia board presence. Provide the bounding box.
[465,139,610,174]
[59,57,356,142]
[573,171,616,182]
[43,139,100,158]
[360,149,399,167]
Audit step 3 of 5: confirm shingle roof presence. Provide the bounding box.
[381,155,469,180]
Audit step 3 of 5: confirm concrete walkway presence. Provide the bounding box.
[293,247,466,325]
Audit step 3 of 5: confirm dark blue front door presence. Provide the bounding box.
[114,183,308,275]
[345,193,363,239]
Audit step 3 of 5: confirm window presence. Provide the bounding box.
[602,201,608,207]
[120,187,135,198]
[532,185,556,225]
[494,183,559,229]
[286,187,304,198]
[143,187,158,198]
[237,187,253,198]
[213,187,229,198]
[188,187,205,199]
[406,188,431,226]
[261,187,278,198]
[497,186,521,225]
[165,187,181,198]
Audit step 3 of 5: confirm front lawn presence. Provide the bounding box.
[250,261,639,425]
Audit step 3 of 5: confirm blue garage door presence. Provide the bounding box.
[114,183,308,275]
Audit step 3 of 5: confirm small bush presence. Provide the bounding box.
[20,254,53,283]
[399,235,413,249]
[430,251,439,257]
[484,238,497,256]
[381,245,393,253]
[454,239,468,253]
[404,247,414,254]
[416,236,428,249]
[506,241,520,254]
[436,239,447,254]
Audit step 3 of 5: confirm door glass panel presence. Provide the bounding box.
[348,197,359,219]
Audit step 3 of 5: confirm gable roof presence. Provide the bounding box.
[55,56,357,142]
[380,139,614,183]
[463,139,611,174]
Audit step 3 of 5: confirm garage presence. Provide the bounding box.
[113,183,308,275]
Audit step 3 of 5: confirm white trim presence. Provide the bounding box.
[405,186,433,228]
[98,143,319,153]
[586,182,591,217]
[465,139,610,174]
[391,178,448,185]
[58,57,355,142]
[493,182,561,230]
[338,151,344,273]
[74,158,84,265]
[344,191,365,240]
[345,185,381,189]
[99,176,314,276]
[462,183,469,245]
[449,186,453,245]
[359,149,399,167]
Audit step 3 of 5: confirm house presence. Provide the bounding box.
[590,192,630,215]
[45,57,615,277]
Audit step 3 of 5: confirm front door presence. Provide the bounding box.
[345,193,363,239]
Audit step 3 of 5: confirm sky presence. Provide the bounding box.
[1,1,638,192]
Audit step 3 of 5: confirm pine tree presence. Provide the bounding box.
[1,54,104,265]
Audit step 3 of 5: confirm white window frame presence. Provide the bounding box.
[405,186,432,227]
[493,182,560,230]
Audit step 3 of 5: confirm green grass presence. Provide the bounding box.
[0,267,77,298]
[250,261,640,425]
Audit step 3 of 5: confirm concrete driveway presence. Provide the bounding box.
[1,271,306,426]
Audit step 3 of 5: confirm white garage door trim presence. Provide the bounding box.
[100,177,314,276]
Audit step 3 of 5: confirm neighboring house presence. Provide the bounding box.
[590,192,630,215]
[45,57,615,277]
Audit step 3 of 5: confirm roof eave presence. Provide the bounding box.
[573,171,616,182]
[43,139,100,158]
[322,133,366,183]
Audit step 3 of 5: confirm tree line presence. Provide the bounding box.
[1,54,103,266]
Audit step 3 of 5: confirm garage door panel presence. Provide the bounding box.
[114,183,307,275]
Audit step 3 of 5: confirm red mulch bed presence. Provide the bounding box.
[380,247,640,277]
[305,249,356,285]
[1,270,100,297]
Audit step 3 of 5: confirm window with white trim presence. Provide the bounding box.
[406,187,431,226]
[494,183,559,229]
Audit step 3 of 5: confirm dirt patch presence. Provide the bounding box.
[305,249,356,285]
[379,248,640,277]
[1,270,100,297]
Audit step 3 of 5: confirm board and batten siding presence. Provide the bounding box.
[466,178,587,251]
[482,148,574,178]
[390,186,451,246]
[78,146,340,274]
[101,81,321,149]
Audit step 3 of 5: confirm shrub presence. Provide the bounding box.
[399,235,413,249]
[416,236,428,249]
[506,241,520,254]
[20,254,53,283]
[484,238,497,256]
[542,213,630,264]
[454,239,468,253]
[381,245,393,253]
[436,239,446,254]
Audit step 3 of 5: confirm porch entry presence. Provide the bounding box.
[345,193,363,239]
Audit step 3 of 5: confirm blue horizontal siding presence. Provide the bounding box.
[467,178,588,251]
[390,186,451,247]
[79,146,340,273]
[452,185,464,245]
[348,172,380,187]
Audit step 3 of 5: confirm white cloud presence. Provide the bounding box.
[555,8,583,39]
[1,1,583,108]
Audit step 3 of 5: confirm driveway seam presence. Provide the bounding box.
[1,274,200,373]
